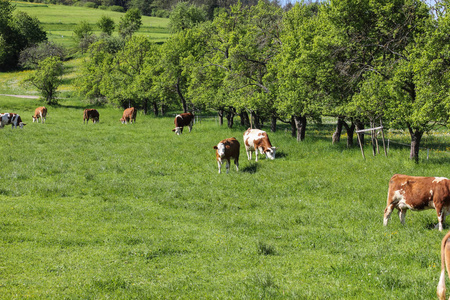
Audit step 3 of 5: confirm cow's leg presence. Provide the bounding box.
[437,209,446,231]
[383,204,395,226]
[398,208,407,225]
[234,157,239,172]
[246,150,252,161]
[217,160,222,174]
[255,150,258,162]
[189,123,192,132]
[226,159,230,174]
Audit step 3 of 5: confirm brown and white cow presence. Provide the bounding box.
[172,112,194,135]
[0,113,26,129]
[243,128,277,161]
[120,107,136,124]
[383,174,450,231]
[32,106,47,123]
[83,109,99,124]
[438,231,450,300]
[213,137,240,174]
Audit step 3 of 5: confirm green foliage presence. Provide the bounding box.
[0,0,47,70]
[25,56,63,104]
[97,15,115,36]
[118,8,142,39]
[168,1,207,33]
[19,41,66,69]
[73,20,93,41]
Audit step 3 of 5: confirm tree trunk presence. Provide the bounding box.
[332,117,344,144]
[143,99,148,115]
[226,108,235,128]
[252,111,262,129]
[176,76,187,113]
[152,101,158,116]
[408,126,423,163]
[290,115,296,138]
[240,111,250,128]
[342,121,355,148]
[355,121,365,147]
[160,104,166,116]
[270,114,277,132]
[217,109,224,126]
[293,115,306,142]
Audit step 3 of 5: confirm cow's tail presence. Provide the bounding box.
[438,231,450,300]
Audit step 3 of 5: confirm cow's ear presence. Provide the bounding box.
[172,129,176,132]
[213,146,218,149]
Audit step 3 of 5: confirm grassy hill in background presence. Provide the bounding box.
[14,1,171,48]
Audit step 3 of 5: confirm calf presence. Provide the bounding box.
[213,137,240,174]
[383,174,450,231]
[83,109,99,124]
[120,107,136,124]
[243,128,277,161]
[438,231,450,300]
[0,113,26,129]
[32,106,47,123]
[172,112,194,135]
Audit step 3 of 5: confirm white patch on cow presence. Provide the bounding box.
[174,127,182,135]
[433,177,448,183]
[265,147,277,160]
[216,143,225,158]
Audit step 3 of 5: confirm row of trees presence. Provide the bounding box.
[74,0,450,162]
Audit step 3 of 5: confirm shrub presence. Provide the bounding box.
[109,5,124,12]
[84,2,97,8]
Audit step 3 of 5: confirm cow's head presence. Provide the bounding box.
[214,143,226,158]
[18,122,26,129]
[265,147,277,160]
[120,117,126,124]
[173,127,183,135]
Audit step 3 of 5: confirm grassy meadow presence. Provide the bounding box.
[13,1,171,47]
[1,89,450,299]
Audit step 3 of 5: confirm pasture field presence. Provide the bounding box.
[13,1,171,48]
[1,92,450,298]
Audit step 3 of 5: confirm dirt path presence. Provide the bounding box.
[0,94,39,99]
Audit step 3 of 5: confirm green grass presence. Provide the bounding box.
[1,91,450,298]
[13,1,171,47]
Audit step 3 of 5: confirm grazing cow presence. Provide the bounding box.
[438,231,450,300]
[172,112,194,135]
[83,109,99,124]
[120,107,136,124]
[0,113,26,129]
[32,106,47,123]
[213,137,240,174]
[383,174,450,231]
[243,128,277,161]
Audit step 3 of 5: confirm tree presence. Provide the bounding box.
[25,56,64,104]
[19,41,66,69]
[168,2,208,33]
[73,20,95,53]
[0,0,47,70]
[275,2,325,141]
[97,15,115,36]
[118,8,142,39]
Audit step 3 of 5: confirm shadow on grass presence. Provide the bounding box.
[242,162,258,174]
[276,150,288,159]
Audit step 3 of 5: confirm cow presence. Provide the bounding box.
[438,231,450,300]
[32,106,47,123]
[0,113,26,129]
[120,107,136,124]
[243,128,277,162]
[83,109,99,124]
[383,174,450,231]
[213,137,240,174]
[172,112,194,135]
